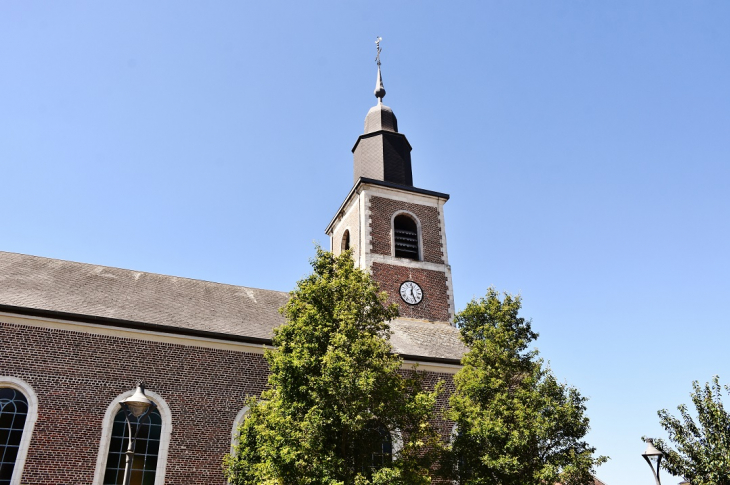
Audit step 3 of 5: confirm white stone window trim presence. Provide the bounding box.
[391,428,403,459]
[0,376,39,485]
[92,388,172,485]
[226,405,251,484]
[450,423,462,485]
[229,405,250,454]
[390,210,423,262]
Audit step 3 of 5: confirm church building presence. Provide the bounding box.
[0,58,465,484]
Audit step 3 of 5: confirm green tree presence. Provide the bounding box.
[224,249,443,485]
[651,376,730,485]
[447,288,606,485]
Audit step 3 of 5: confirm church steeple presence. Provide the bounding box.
[327,39,455,324]
[352,38,413,186]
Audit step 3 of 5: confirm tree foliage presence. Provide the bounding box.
[652,376,730,485]
[447,288,606,485]
[224,249,443,485]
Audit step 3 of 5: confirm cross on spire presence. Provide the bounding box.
[374,36,386,101]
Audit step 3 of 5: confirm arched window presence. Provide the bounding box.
[393,214,419,260]
[0,377,38,485]
[348,424,402,478]
[361,424,402,476]
[93,389,171,485]
[0,389,28,485]
[370,424,393,470]
[341,230,350,252]
[102,408,162,484]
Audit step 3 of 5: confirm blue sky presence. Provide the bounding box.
[2,2,729,483]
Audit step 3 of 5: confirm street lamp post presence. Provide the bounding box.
[642,438,664,485]
[120,383,156,485]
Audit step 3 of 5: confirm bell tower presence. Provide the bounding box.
[326,40,455,324]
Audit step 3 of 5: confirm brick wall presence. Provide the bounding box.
[368,196,444,264]
[1,321,456,484]
[371,263,451,322]
[407,368,456,438]
[0,322,269,485]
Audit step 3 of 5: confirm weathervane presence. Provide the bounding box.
[375,36,382,66]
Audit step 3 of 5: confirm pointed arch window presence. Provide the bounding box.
[393,214,419,260]
[341,230,351,252]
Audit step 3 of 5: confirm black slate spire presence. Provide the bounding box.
[352,38,413,186]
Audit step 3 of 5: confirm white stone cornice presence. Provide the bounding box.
[366,253,449,273]
[362,184,447,207]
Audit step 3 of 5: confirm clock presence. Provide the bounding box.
[399,281,423,305]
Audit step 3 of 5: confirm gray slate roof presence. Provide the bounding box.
[0,251,465,362]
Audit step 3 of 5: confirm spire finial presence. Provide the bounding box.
[374,36,386,102]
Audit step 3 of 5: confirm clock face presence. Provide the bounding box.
[399,281,423,305]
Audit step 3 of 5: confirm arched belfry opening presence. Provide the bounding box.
[393,214,419,260]
[341,230,351,252]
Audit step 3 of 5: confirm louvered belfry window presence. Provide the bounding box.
[394,214,419,260]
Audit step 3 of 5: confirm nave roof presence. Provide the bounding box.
[0,251,465,363]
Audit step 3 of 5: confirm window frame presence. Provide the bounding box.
[0,377,38,485]
[92,388,172,485]
[391,428,403,458]
[390,211,422,261]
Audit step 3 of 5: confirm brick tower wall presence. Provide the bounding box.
[371,263,451,322]
[368,196,444,264]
